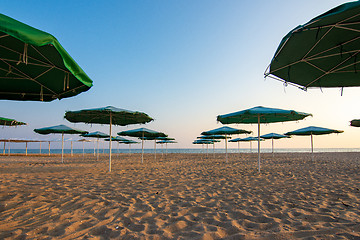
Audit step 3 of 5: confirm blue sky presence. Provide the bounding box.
[1,0,359,150]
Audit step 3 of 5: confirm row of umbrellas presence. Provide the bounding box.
[195,106,347,173]
[30,106,176,172]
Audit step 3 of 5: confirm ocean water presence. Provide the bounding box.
[3,148,360,154]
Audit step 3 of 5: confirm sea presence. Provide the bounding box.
[3,148,360,154]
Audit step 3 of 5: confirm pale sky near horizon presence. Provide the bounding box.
[1,0,359,150]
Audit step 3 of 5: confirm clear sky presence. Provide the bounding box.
[1,0,359,150]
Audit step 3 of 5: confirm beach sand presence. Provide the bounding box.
[0,152,359,239]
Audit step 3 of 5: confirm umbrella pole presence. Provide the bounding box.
[166,143,168,155]
[213,142,215,158]
[206,144,208,158]
[272,138,274,158]
[71,141,73,157]
[257,114,261,173]
[25,142,28,156]
[61,133,64,164]
[8,140,10,156]
[39,142,42,155]
[141,131,144,163]
[83,142,85,160]
[97,138,99,161]
[225,135,228,163]
[109,113,112,172]
[93,141,96,156]
[48,141,51,156]
[154,140,156,160]
[238,142,240,156]
[311,133,314,160]
[3,141,5,155]
[129,144,131,154]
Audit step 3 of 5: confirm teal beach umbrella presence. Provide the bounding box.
[156,139,176,155]
[34,124,88,163]
[193,139,216,156]
[118,128,167,163]
[0,13,93,101]
[260,133,290,155]
[229,137,264,153]
[201,126,251,163]
[64,106,153,172]
[81,131,109,160]
[266,1,360,90]
[198,135,227,157]
[285,126,343,154]
[217,106,311,172]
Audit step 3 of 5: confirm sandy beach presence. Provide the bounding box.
[0,152,359,239]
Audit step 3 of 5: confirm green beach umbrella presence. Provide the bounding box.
[350,119,360,127]
[193,139,217,157]
[217,106,311,172]
[0,117,26,126]
[198,135,228,157]
[285,126,343,154]
[156,139,176,156]
[34,124,88,163]
[118,128,167,163]
[81,131,109,161]
[64,106,153,172]
[119,139,139,153]
[201,126,251,163]
[260,133,290,156]
[229,137,264,153]
[265,1,360,90]
[0,13,92,101]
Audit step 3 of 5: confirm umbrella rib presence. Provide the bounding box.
[303,25,333,59]
[304,51,360,87]
[306,36,360,59]
[0,57,58,95]
[0,44,57,69]
[30,44,71,73]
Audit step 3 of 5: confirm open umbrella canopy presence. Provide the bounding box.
[104,136,129,142]
[193,139,216,144]
[156,137,175,141]
[120,139,139,144]
[64,106,153,126]
[201,126,251,135]
[285,126,344,136]
[350,119,360,127]
[34,124,87,135]
[118,128,167,138]
[0,13,93,101]
[285,126,343,155]
[217,106,312,124]
[197,135,228,140]
[157,140,177,144]
[229,137,264,142]
[266,1,360,89]
[0,117,26,126]
[81,131,109,138]
[260,133,290,139]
